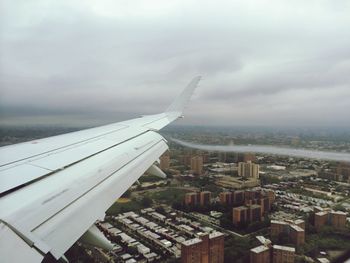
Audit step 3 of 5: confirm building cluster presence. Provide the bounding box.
[97,221,160,262]
[270,219,305,247]
[313,207,347,230]
[238,161,260,179]
[98,206,225,262]
[181,231,224,263]
[219,189,275,226]
[159,152,205,175]
[184,191,212,206]
[319,162,350,183]
[218,152,256,163]
[250,236,295,263]
[172,151,259,177]
[264,185,333,213]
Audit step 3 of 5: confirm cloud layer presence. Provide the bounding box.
[1,1,350,126]
[171,138,350,162]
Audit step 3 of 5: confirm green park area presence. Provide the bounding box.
[148,187,188,205]
[106,199,143,215]
[300,226,350,259]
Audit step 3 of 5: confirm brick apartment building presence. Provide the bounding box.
[181,232,224,263]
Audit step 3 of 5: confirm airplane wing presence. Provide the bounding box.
[0,76,201,262]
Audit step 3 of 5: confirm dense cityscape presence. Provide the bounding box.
[2,125,349,263]
[1,1,350,262]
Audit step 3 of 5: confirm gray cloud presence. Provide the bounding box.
[171,138,350,162]
[0,0,350,127]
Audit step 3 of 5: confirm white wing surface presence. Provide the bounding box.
[0,76,201,262]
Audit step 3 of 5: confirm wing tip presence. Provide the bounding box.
[165,76,201,115]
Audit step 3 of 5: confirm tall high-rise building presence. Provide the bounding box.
[249,205,262,222]
[185,191,212,206]
[233,190,245,205]
[202,153,210,164]
[233,205,261,226]
[314,211,328,230]
[258,197,270,216]
[233,206,248,226]
[191,156,203,175]
[208,232,224,263]
[266,190,276,207]
[181,232,224,263]
[272,245,295,263]
[185,192,199,206]
[244,190,260,201]
[198,232,209,263]
[238,161,259,178]
[314,210,347,230]
[271,220,305,247]
[271,220,288,237]
[181,238,202,263]
[250,245,271,263]
[160,154,170,170]
[200,191,212,206]
[331,211,347,228]
[219,192,233,205]
[290,225,305,247]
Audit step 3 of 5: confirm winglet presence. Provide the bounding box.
[165,76,201,116]
[142,76,201,130]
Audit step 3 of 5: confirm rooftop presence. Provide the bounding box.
[271,220,287,225]
[331,210,347,215]
[316,258,330,263]
[250,204,261,209]
[251,245,269,254]
[273,245,295,252]
[315,211,329,216]
[289,225,304,232]
[234,206,248,211]
[182,238,202,246]
[294,219,305,225]
[209,232,224,239]
[256,236,272,245]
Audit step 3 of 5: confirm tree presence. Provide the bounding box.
[333,204,346,212]
[172,201,183,210]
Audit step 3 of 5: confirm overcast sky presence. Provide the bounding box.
[1,0,350,127]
